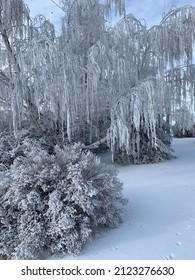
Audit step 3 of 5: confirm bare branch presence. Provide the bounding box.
[0,70,9,85]
[82,137,107,150]
[50,0,65,12]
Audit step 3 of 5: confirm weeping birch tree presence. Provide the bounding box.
[0,0,66,141]
[0,0,195,164]
[57,1,171,163]
[106,5,195,162]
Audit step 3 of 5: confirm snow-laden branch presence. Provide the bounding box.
[82,136,107,150]
[0,71,9,85]
[0,23,20,73]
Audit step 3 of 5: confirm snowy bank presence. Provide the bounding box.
[49,138,195,260]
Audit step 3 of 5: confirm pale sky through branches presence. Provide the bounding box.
[124,0,195,27]
[24,0,195,30]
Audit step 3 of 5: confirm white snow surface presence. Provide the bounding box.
[50,138,195,260]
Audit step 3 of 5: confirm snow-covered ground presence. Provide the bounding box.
[51,138,195,260]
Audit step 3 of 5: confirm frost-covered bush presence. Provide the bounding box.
[0,142,125,259]
[0,130,42,169]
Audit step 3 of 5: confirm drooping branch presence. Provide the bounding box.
[0,23,20,73]
[0,70,9,85]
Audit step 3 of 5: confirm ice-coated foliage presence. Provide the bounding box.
[107,79,171,163]
[0,142,125,259]
[148,6,195,140]
[165,64,195,137]
[172,105,195,137]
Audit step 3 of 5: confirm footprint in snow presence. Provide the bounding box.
[185,225,192,229]
[161,253,175,260]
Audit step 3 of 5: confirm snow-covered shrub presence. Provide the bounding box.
[0,142,125,259]
[0,130,44,169]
